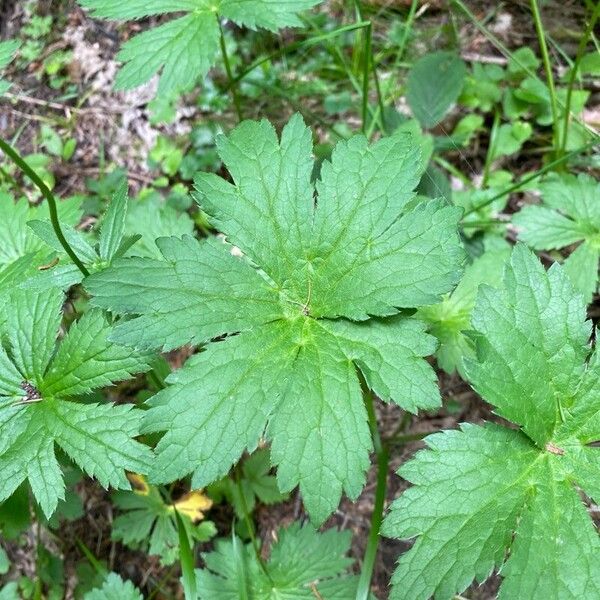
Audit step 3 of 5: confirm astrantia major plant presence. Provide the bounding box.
[77,0,323,95]
[85,114,465,523]
[196,522,361,598]
[513,172,600,302]
[0,288,152,518]
[383,244,600,599]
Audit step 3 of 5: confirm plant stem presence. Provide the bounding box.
[530,0,560,157]
[559,0,600,157]
[361,21,373,134]
[174,509,197,600]
[482,109,501,187]
[355,379,389,600]
[366,0,418,139]
[233,21,370,85]
[218,20,243,122]
[235,471,273,584]
[354,0,386,135]
[461,139,598,218]
[0,137,90,276]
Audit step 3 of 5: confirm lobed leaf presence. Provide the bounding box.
[86,115,464,522]
[384,245,600,599]
[0,289,152,518]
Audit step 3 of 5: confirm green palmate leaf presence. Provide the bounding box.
[0,254,46,330]
[114,12,220,94]
[78,0,321,95]
[513,172,600,302]
[77,0,202,19]
[84,573,143,600]
[196,523,360,599]
[0,288,153,518]
[383,244,600,600]
[85,115,464,523]
[0,40,19,95]
[418,238,511,376]
[406,52,466,128]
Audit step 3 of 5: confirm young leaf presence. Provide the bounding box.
[0,288,153,518]
[196,523,360,599]
[77,0,322,95]
[0,40,19,95]
[513,172,600,302]
[112,474,215,566]
[406,52,466,128]
[383,244,600,599]
[84,573,143,600]
[85,115,464,523]
[418,238,511,376]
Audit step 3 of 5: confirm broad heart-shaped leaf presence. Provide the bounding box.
[0,288,153,518]
[85,115,464,523]
[78,0,322,95]
[513,172,600,302]
[406,51,467,128]
[383,245,600,600]
[196,522,360,599]
[417,237,511,376]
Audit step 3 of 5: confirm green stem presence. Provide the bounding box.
[354,0,386,136]
[366,0,418,139]
[0,138,90,276]
[218,20,243,122]
[355,379,389,600]
[461,140,597,218]
[235,471,273,584]
[361,21,373,134]
[530,0,561,159]
[371,46,387,135]
[233,21,370,85]
[174,509,197,600]
[559,1,600,157]
[482,109,501,187]
[433,155,471,186]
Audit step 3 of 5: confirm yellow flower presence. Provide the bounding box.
[169,490,213,523]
